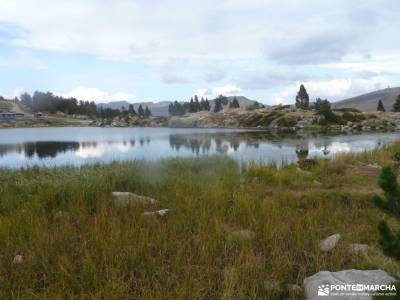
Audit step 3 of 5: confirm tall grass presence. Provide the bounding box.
[0,147,399,299]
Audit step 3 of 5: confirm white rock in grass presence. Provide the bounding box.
[111,192,158,206]
[320,234,341,252]
[348,243,369,255]
[304,269,396,300]
[228,229,255,241]
[142,209,169,217]
[12,255,23,264]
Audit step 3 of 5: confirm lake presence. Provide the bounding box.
[0,127,399,169]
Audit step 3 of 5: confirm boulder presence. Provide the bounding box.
[304,269,396,300]
[348,244,369,255]
[142,209,169,217]
[227,229,255,241]
[12,255,23,264]
[320,234,341,252]
[111,192,158,206]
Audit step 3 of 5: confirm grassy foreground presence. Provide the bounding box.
[1,147,400,299]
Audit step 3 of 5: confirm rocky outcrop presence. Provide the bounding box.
[304,269,396,300]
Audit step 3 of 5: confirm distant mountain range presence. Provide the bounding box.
[97,96,257,116]
[333,87,400,112]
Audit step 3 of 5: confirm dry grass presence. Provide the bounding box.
[0,145,400,299]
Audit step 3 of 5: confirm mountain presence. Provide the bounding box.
[97,96,258,116]
[333,87,400,112]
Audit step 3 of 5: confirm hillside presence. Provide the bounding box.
[333,87,400,112]
[97,96,257,116]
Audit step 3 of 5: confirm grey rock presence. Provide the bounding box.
[111,192,158,206]
[320,234,341,252]
[142,209,169,217]
[227,229,255,241]
[12,255,23,264]
[348,244,370,255]
[304,269,396,300]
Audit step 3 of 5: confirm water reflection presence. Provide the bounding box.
[0,127,398,168]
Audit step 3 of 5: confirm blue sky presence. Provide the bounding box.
[0,0,399,104]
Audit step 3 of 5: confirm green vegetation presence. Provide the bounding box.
[373,166,400,259]
[19,91,152,119]
[0,99,12,111]
[1,144,400,298]
[168,96,211,116]
[229,97,240,109]
[295,84,309,108]
[393,95,400,112]
[377,100,386,112]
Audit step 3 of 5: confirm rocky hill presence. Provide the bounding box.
[333,87,400,112]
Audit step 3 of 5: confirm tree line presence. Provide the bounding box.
[18,91,152,118]
[168,95,240,116]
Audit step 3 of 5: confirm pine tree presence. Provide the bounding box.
[144,106,152,118]
[392,95,400,112]
[373,166,400,259]
[229,97,240,108]
[168,103,174,115]
[214,98,223,112]
[128,104,136,115]
[377,99,385,112]
[205,99,211,111]
[138,104,144,117]
[295,84,309,108]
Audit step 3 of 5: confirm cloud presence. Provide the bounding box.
[60,86,136,103]
[1,0,398,65]
[272,76,390,105]
[195,85,241,98]
[236,67,309,90]
[0,49,47,69]
[203,65,225,82]
[159,59,192,84]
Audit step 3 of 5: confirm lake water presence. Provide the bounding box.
[0,127,399,169]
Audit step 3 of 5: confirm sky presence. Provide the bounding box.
[0,0,399,105]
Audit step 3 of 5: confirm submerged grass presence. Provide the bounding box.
[0,146,400,299]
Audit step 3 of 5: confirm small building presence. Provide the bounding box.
[0,112,16,121]
[36,112,44,119]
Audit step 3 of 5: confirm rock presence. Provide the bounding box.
[348,244,369,255]
[365,163,382,170]
[304,269,396,300]
[320,234,341,252]
[13,255,23,264]
[142,209,169,217]
[227,229,255,241]
[111,192,158,206]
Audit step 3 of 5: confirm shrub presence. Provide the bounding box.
[373,166,400,259]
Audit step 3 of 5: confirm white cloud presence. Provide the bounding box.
[195,85,241,98]
[0,50,47,69]
[60,86,136,103]
[273,76,390,105]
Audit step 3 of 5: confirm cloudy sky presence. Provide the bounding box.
[0,0,399,104]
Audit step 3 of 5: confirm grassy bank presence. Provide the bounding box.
[0,147,400,298]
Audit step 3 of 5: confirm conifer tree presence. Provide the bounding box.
[373,166,400,259]
[138,104,144,117]
[295,84,309,108]
[392,95,400,112]
[144,106,152,117]
[377,99,385,112]
[214,98,223,112]
[229,97,240,108]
